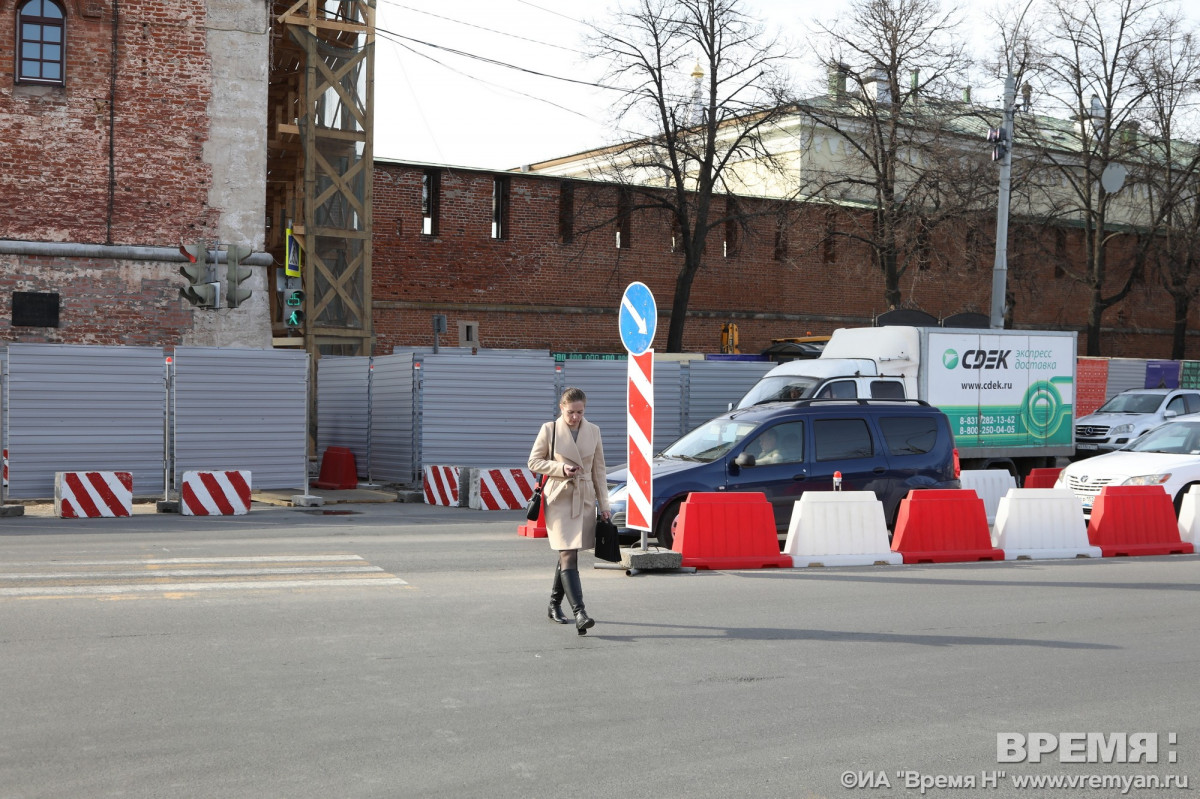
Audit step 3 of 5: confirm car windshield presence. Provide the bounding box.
[738,376,821,407]
[1096,393,1164,414]
[1127,422,1200,454]
[661,419,760,462]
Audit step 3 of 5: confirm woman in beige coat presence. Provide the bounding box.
[528,387,611,634]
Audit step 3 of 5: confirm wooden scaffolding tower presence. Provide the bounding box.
[267,0,374,356]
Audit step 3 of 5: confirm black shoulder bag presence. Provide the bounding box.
[525,422,556,521]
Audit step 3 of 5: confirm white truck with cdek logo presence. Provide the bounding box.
[736,326,1078,477]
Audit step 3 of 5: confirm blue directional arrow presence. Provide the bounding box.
[619,282,657,355]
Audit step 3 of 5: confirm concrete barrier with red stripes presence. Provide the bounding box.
[181,470,252,516]
[54,471,133,518]
[469,467,538,510]
[423,465,462,507]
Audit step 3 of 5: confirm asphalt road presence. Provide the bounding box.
[2,502,1199,799]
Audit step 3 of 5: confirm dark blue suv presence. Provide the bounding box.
[607,399,960,548]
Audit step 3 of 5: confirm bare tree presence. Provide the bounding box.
[1134,21,1200,359]
[1015,0,1176,355]
[586,0,795,352]
[795,0,989,311]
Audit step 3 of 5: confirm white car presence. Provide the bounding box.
[1057,418,1200,515]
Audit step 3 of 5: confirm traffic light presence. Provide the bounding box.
[225,245,253,309]
[179,243,219,308]
[284,287,305,328]
[987,127,1008,161]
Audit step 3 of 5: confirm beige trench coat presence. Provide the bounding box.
[527,416,610,551]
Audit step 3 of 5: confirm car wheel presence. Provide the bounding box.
[655,500,682,550]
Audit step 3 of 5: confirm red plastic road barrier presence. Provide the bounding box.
[1023,468,1063,489]
[314,446,358,490]
[891,489,1003,564]
[672,492,792,569]
[517,493,548,538]
[1087,486,1193,557]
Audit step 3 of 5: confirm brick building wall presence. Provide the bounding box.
[373,160,1191,359]
[0,0,270,348]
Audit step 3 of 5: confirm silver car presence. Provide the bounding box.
[1074,388,1200,456]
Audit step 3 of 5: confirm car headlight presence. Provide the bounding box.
[1110,424,1134,436]
[1121,474,1171,486]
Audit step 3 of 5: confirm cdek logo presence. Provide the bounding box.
[942,348,1011,370]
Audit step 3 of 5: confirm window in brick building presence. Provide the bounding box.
[822,209,837,264]
[670,216,682,252]
[1054,227,1067,279]
[421,170,440,236]
[773,220,788,261]
[915,222,931,271]
[616,188,632,249]
[17,0,65,85]
[558,181,574,244]
[723,198,739,258]
[965,224,983,270]
[491,176,510,239]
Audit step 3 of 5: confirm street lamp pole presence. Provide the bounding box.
[990,74,1017,330]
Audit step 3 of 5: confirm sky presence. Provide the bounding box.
[370,0,1200,172]
[371,0,856,170]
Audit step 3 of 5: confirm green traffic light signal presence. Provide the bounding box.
[284,289,305,327]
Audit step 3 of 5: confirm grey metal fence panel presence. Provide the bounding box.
[654,360,683,449]
[418,351,557,468]
[173,347,307,490]
[1,348,6,496]
[686,360,775,430]
[560,360,627,467]
[371,353,417,484]
[1105,359,1148,399]
[6,344,166,499]
[316,356,370,478]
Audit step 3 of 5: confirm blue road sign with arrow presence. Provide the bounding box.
[619,282,657,355]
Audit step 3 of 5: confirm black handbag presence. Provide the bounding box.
[594,517,621,562]
[524,482,544,521]
[526,422,556,521]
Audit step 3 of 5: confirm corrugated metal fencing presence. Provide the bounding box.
[16,343,1200,502]
[1,344,308,500]
[310,350,775,482]
[172,347,308,491]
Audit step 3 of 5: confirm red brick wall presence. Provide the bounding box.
[373,161,1193,359]
[0,0,215,246]
[0,254,204,345]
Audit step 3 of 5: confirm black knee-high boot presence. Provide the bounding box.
[559,568,594,635]
[548,564,569,624]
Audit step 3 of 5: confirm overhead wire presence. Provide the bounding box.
[378,0,585,54]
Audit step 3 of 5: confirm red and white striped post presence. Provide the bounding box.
[619,281,657,551]
[626,350,654,548]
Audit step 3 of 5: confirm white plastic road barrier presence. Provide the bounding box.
[992,488,1100,559]
[181,470,252,516]
[423,465,461,506]
[54,471,133,518]
[470,467,538,510]
[960,469,1017,526]
[783,491,903,567]
[1178,485,1200,546]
